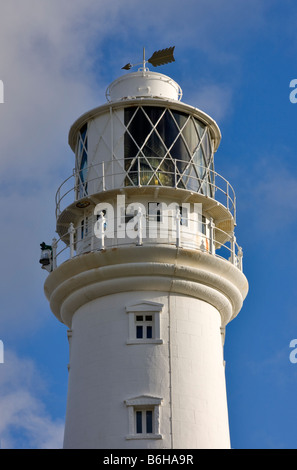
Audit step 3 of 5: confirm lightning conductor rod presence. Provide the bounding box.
[142,47,146,75]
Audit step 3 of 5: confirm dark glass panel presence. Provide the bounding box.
[136,411,142,434]
[171,137,191,166]
[156,109,178,149]
[171,110,188,129]
[80,150,88,182]
[127,108,151,148]
[181,164,199,192]
[124,135,138,161]
[193,117,206,138]
[146,326,152,339]
[146,411,153,433]
[143,131,166,160]
[136,325,143,339]
[80,123,88,143]
[182,118,199,154]
[81,219,84,239]
[78,139,83,155]
[201,132,212,166]
[142,106,164,125]
[124,107,138,127]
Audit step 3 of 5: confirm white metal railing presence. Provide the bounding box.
[55,158,236,222]
[45,213,243,272]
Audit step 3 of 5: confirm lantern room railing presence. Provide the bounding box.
[55,157,236,222]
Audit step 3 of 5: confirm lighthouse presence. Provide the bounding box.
[41,48,248,449]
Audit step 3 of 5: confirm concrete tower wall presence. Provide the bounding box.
[63,290,230,449]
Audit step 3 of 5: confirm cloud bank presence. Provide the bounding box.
[0,350,64,449]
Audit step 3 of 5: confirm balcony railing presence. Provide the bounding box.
[55,158,236,222]
[43,212,243,273]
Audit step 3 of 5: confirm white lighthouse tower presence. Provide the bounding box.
[41,48,248,449]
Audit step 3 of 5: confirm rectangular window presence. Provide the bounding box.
[125,395,163,440]
[126,301,164,345]
[179,206,188,226]
[198,214,206,235]
[135,315,154,340]
[81,219,84,239]
[135,409,153,435]
[80,216,89,240]
[148,202,162,222]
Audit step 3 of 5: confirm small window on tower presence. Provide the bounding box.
[198,214,206,235]
[136,409,153,434]
[148,202,162,222]
[125,395,162,440]
[135,315,153,339]
[80,216,89,240]
[126,301,163,345]
[179,206,188,226]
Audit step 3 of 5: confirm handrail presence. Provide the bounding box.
[55,158,236,222]
[49,215,243,272]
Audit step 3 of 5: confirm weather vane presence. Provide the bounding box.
[122,46,175,71]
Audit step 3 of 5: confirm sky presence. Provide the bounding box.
[1,0,297,449]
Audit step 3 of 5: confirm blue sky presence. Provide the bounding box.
[1,0,297,449]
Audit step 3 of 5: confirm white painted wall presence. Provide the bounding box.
[63,290,230,449]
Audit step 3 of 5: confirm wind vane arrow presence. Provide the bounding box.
[121,47,175,71]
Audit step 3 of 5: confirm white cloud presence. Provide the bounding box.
[188,83,233,122]
[0,350,64,449]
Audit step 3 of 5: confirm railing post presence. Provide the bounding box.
[56,189,60,218]
[102,161,106,191]
[176,207,181,248]
[98,211,106,250]
[90,228,94,251]
[136,206,143,246]
[208,217,214,255]
[138,156,141,186]
[68,223,75,259]
[238,246,243,271]
[52,237,57,270]
[230,233,236,265]
[174,159,177,188]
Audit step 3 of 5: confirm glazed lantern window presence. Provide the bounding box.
[124,106,214,195]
